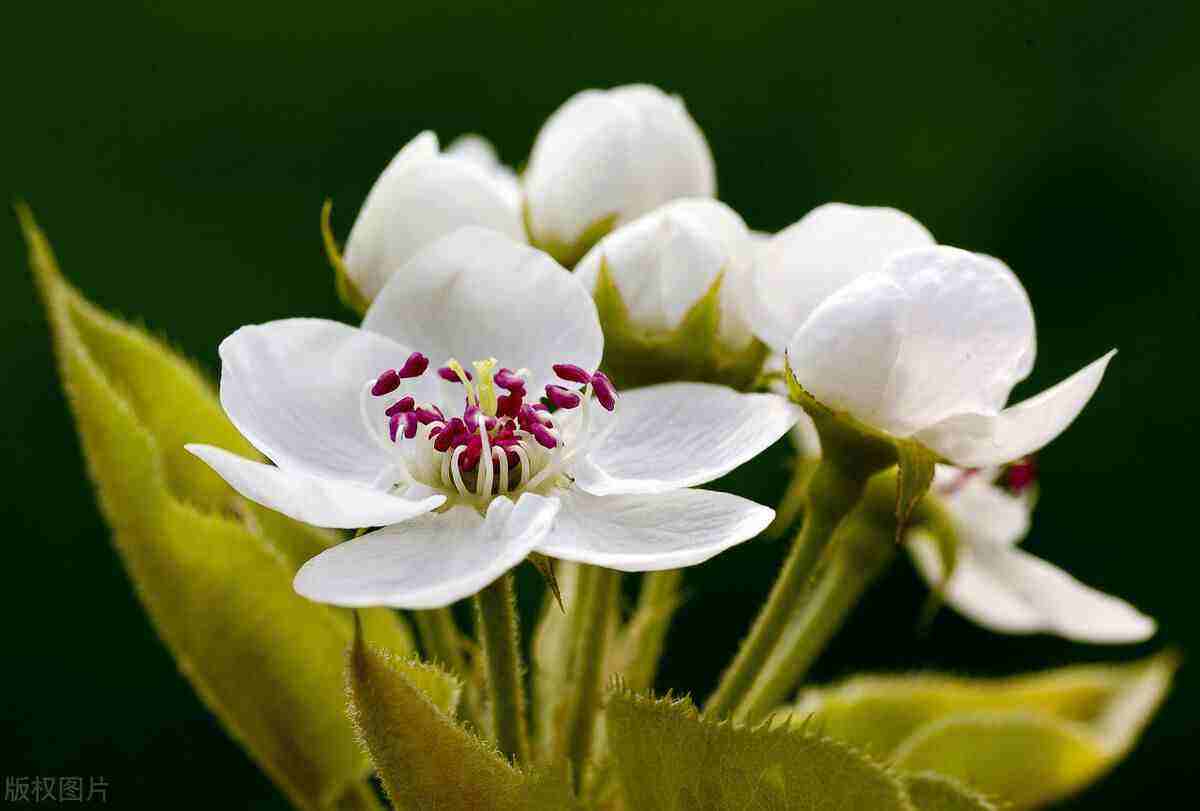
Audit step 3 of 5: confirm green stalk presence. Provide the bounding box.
[558,565,621,791]
[614,569,683,691]
[473,574,531,764]
[736,517,897,723]
[704,457,871,720]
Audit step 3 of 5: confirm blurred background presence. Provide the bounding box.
[3,1,1195,807]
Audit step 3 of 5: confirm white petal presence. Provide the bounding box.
[572,383,799,496]
[575,198,756,347]
[785,273,908,431]
[538,487,773,571]
[445,134,523,212]
[915,351,1115,467]
[524,84,715,252]
[878,248,1037,429]
[344,132,525,301]
[218,318,441,483]
[752,203,935,352]
[913,541,1155,643]
[362,227,603,394]
[186,444,443,529]
[939,473,1031,548]
[787,247,1037,437]
[293,493,559,608]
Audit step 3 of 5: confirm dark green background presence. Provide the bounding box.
[3,1,1195,807]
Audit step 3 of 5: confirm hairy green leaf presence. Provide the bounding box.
[901,772,999,811]
[23,206,415,810]
[792,654,1175,809]
[607,688,915,811]
[348,620,580,810]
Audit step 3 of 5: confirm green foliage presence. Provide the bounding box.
[322,199,371,316]
[607,688,917,810]
[347,619,580,810]
[593,260,768,391]
[901,773,1000,811]
[791,654,1177,809]
[22,206,414,811]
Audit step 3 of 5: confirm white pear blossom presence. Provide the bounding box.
[524,84,716,262]
[756,203,1113,468]
[910,465,1155,643]
[343,131,524,302]
[187,227,797,608]
[575,198,757,349]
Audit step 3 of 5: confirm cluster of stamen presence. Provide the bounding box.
[361,351,616,502]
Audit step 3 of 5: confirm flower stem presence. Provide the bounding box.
[736,517,897,723]
[704,457,871,720]
[558,565,620,791]
[614,569,683,691]
[473,574,531,764]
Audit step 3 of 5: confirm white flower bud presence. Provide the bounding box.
[344,131,524,301]
[576,198,755,349]
[524,85,716,265]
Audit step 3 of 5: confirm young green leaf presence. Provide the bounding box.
[22,206,415,810]
[347,619,580,810]
[901,772,999,811]
[322,199,371,316]
[792,654,1176,809]
[607,688,915,811]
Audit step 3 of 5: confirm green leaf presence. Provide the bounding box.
[347,619,580,811]
[322,199,370,317]
[606,688,915,811]
[23,206,415,810]
[792,654,1176,809]
[901,772,999,811]
[593,260,768,391]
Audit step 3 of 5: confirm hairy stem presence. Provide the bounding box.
[615,569,683,691]
[705,458,870,720]
[559,565,621,791]
[473,574,531,764]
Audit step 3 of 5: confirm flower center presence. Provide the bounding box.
[360,352,617,505]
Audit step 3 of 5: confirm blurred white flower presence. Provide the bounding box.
[344,131,524,301]
[910,465,1155,643]
[188,227,796,608]
[524,84,716,264]
[575,198,757,350]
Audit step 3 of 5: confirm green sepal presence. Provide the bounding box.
[901,772,1000,811]
[784,359,939,536]
[22,205,414,810]
[347,619,581,810]
[894,440,937,541]
[791,653,1176,809]
[523,199,616,269]
[528,552,565,613]
[607,687,917,810]
[321,199,370,317]
[594,259,769,390]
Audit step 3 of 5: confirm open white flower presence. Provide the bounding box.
[910,465,1155,643]
[764,205,1113,467]
[343,131,524,302]
[524,84,716,264]
[575,198,757,351]
[187,227,797,608]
